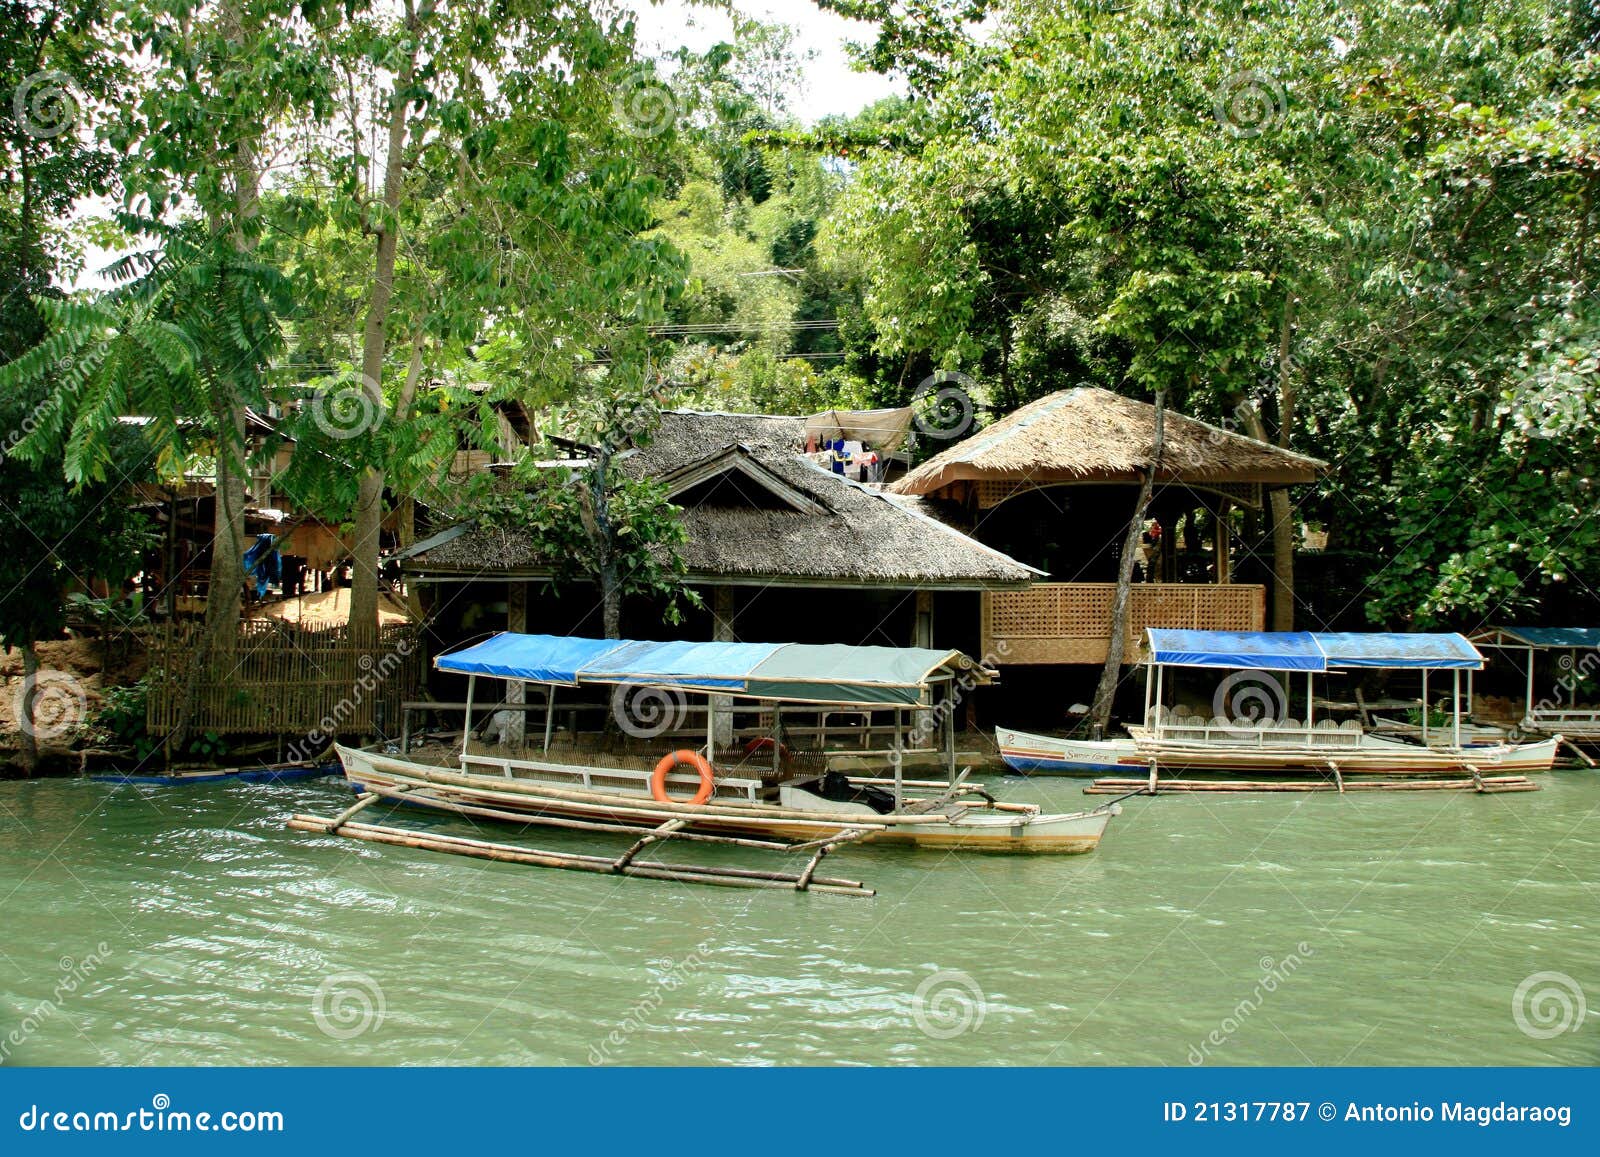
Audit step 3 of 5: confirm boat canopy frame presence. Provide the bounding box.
[433,632,997,809]
[1140,629,1485,750]
[1470,627,1600,737]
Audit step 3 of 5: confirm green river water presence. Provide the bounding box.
[1,772,1595,1066]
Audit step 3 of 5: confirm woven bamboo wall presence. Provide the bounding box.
[982,582,1265,665]
[146,621,423,737]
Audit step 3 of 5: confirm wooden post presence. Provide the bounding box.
[463,674,476,757]
[1453,669,1462,749]
[710,586,736,753]
[1525,648,1536,730]
[506,582,527,747]
[1421,669,1429,745]
[913,589,935,649]
[893,707,904,810]
[1213,499,1232,583]
[543,684,555,752]
[1306,670,1314,746]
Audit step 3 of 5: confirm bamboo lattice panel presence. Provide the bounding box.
[146,620,423,737]
[982,582,1265,665]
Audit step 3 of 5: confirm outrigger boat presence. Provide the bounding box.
[293,634,1120,896]
[998,629,1559,784]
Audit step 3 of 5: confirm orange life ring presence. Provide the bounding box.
[651,749,715,806]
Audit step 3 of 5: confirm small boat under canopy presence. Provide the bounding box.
[998,629,1559,783]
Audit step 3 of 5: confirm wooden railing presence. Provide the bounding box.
[146,620,423,737]
[981,582,1266,665]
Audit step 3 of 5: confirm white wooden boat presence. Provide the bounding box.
[997,723,1559,776]
[301,635,1120,890]
[337,744,1117,854]
[997,629,1560,780]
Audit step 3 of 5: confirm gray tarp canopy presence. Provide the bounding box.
[436,632,992,707]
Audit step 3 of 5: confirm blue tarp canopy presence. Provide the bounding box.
[1315,632,1482,669]
[1145,629,1483,671]
[1478,627,1600,650]
[1146,630,1325,671]
[435,633,985,706]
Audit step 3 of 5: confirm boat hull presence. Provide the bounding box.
[996,727,1559,776]
[336,746,1115,855]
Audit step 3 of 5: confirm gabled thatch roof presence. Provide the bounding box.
[407,410,1039,589]
[892,387,1324,497]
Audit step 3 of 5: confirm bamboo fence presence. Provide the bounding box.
[145,620,422,737]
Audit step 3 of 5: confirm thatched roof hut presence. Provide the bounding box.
[892,387,1323,502]
[406,410,1039,590]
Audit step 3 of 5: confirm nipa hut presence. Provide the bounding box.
[404,409,1038,657]
[891,387,1324,666]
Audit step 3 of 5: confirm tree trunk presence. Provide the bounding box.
[349,4,420,658]
[591,445,621,639]
[1269,295,1297,630]
[17,642,39,773]
[394,332,426,621]
[1089,391,1165,738]
[174,3,259,751]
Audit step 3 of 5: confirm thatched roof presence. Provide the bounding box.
[892,387,1324,497]
[407,410,1039,589]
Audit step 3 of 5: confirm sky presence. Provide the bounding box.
[625,0,904,121]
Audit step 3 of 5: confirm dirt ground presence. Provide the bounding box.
[0,635,149,774]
